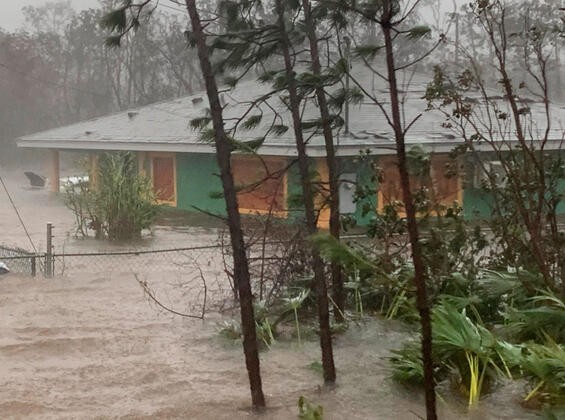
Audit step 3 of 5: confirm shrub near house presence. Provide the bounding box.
[64,152,159,240]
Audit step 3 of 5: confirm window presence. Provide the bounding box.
[231,155,287,216]
[377,154,460,214]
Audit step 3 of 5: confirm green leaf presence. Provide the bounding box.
[406,25,431,40]
[232,137,265,152]
[104,35,122,48]
[100,8,127,32]
[353,44,383,59]
[241,114,263,130]
[223,76,239,88]
[190,117,212,130]
[199,128,216,143]
[271,124,289,136]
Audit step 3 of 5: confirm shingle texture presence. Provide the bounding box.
[18,67,565,156]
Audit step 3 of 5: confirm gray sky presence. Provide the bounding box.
[0,0,94,31]
[0,0,477,33]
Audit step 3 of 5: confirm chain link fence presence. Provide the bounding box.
[49,245,232,316]
[0,244,40,276]
[1,222,309,318]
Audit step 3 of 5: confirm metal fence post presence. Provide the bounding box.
[45,223,53,278]
[31,255,36,277]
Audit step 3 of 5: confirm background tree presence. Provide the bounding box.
[199,0,339,383]
[327,1,443,417]
[0,1,203,165]
[425,0,565,295]
[102,0,266,408]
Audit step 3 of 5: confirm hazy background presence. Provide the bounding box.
[0,0,94,31]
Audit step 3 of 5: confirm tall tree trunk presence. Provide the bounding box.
[302,0,345,322]
[275,0,336,383]
[380,5,437,419]
[184,0,266,408]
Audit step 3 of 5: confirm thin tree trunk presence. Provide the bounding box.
[302,0,345,322]
[380,5,437,419]
[275,0,336,383]
[184,0,266,408]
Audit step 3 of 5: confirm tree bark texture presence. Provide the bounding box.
[302,0,345,322]
[381,4,437,419]
[185,0,266,408]
[276,0,336,383]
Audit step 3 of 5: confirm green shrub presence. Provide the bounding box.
[64,152,159,240]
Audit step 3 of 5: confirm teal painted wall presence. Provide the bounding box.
[174,152,563,224]
[558,178,565,215]
[462,188,494,219]
[463,183,565,219]
[176,153,225,215]
[354,159,377,226]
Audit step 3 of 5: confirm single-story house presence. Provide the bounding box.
[17,68,565,225]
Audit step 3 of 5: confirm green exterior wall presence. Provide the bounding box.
[355,161,378,226]
[176,153,225,216]
[558,178,565,214]
[173,152,563,225]
[463,180,565,219]
[462,188,493,219]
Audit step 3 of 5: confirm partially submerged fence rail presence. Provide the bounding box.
[0,245,40,276]
[51,244,225,277]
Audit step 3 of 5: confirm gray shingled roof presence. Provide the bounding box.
[18,67,565,156]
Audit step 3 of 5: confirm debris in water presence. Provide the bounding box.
[24,171,46,187]
[0,262,9,275]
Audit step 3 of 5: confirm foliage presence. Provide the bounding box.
[423,0,565,293]
[298,396,323,420]
[390,288,565,407]
[1,2,203,164]
[217,319,242,342]
[283,289,310,346]
[391,302,510,405]
[502,291,565,343]
[521,340,565,406]
[64,152,159,240]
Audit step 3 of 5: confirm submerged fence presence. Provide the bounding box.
[0,245,40,276]
[50,245,224,277]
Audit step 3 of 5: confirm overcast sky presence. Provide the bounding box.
[0,0,474,33]
[0,0,94,31]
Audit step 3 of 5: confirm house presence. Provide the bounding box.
[17,68,565,225]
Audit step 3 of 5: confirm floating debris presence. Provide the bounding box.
[0,262,10,275]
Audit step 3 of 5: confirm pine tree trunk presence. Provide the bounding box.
[302,0,345,322]
[381,5,437,419]
[185,0,266,408]
[275,0,336,383]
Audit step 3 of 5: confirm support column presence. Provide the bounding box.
[89,153,99,188]
[49,150,60,193]
[137,151,147,176]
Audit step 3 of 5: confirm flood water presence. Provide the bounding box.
[0,170,541,419]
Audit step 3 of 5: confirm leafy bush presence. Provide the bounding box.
[64,152,159,240]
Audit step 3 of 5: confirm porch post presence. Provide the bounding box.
[49,150,60,193]
[137,151,147,176]
[89,153,99,188]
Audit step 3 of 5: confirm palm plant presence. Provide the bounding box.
[344,267,364,318]
[432,304,499,406]
[391,303,515,406]
[521,340,565,405]
[390,340,426,385]
[253,299,276,350]
[503,291,565,343]
[283,289,309,346]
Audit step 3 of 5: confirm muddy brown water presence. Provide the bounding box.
[0,170,540,419]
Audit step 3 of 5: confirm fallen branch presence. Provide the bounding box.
[134,273,206,319]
